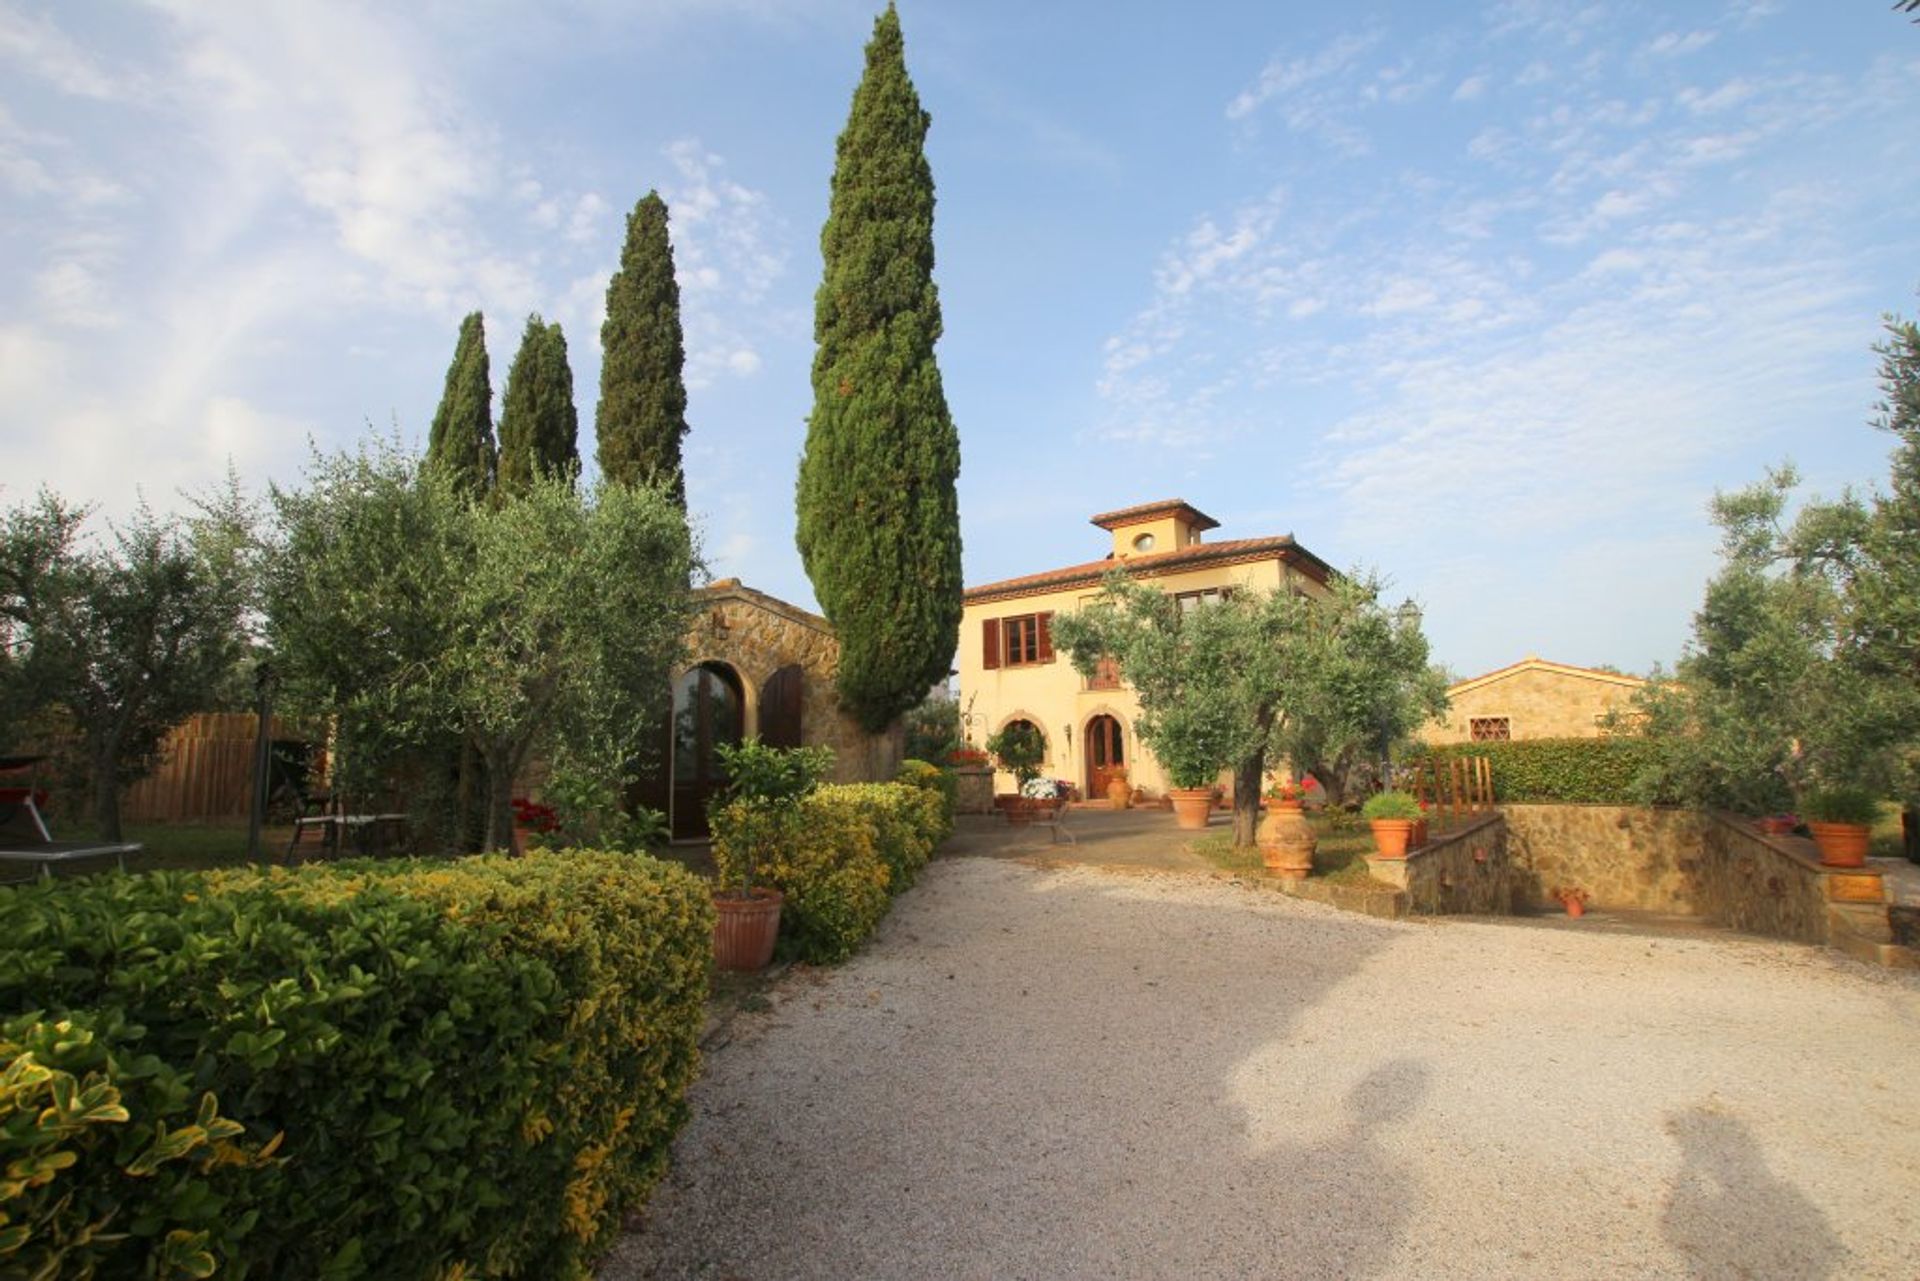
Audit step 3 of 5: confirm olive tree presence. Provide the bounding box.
[0,488,253,840]
[265,442,696,851]
[1052,569,1443,847]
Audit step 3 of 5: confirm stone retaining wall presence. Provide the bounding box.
[1501,804,1706,912]
[1364,813,1516,916]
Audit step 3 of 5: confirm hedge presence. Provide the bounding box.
[894,758,956,835]
[1414,737,1667,805]
[710,780,947,965]
[0,851,713,1280]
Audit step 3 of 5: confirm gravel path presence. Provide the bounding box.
[602,857,1920,1280]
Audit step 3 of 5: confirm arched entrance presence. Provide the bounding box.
[1085,713,1125,801]
[671,661,745,839]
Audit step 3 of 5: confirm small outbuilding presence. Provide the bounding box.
[1422,656,1645,745]
[632,579,901,839]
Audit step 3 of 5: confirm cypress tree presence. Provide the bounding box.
[425,311,496,496]
[497,314,579,495]
[596,191,690,504]
[795,3,963,734]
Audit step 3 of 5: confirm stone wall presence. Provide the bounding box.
[1692,817,1833,945]
[1423,662,1643,744]
[1364,814,1516,916]
[691,582,897,784]
[1502,804,1707,912]
[953,766,994,815]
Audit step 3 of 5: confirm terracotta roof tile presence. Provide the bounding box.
[964,535,1328,605]
[1087,498,1219,532]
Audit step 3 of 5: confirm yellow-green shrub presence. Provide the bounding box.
[0,851,712,1279]
[711,780,949,965]
[822,782,944,891]
[893,758,956,834]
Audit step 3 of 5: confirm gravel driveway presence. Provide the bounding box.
[602,857,1920,1280]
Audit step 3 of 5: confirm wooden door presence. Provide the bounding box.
[760,665,804,749]
[670,663,745,839]
[1086,714,1125,800]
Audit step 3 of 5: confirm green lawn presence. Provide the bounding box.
[1189,813,1407,887]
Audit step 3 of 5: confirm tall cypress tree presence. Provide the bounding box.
[425,311,496,496]
[497,314,579,495]
[795,3,963,734]
[597,191,690,505]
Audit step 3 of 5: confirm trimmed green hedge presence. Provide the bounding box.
[0,851,712,1280]
[894,758,956,834]
[711,780,947,965]
[1415,737,1667,805]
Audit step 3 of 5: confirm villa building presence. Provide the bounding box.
[958,500,1333,801]
[1420,656,1646,745]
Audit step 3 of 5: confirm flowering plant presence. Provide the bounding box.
[1553,885,1590,906]
[511,797,561,834]
[949,747,989,766]
[1264,780,1303,802]
[1021,777,1060,800]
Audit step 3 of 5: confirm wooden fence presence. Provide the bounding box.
[121,713,305,823]
[1411,754,1494,818]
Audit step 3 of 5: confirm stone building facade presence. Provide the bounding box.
[1422,656,1645,745]
[635,579,900,839]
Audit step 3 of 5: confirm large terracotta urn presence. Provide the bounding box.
[1259,800,1316,880]
[1106,774,1132,808]
[713,887,783,971]
[1168,788,1214,830]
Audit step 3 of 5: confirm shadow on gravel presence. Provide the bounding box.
[1661,1104,1844,1279]
[603,861,1422,1279]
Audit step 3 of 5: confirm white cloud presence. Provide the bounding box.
[658,138,791,389]
[1452,74,1490,102]
[0,2,135,99]
[1227,29,1384,121]
[1646,30,1718,58]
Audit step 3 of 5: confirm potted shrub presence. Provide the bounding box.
[1258,780,1315,879]
[1800,786,1879,867]
[710,739,833,971]
[1554,885,1590,918]
[1361,790,1421,858]
[985,723,1047,824]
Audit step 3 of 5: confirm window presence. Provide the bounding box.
[1132,533,1156,552]
[1087,654,1122,690]
[1469,717,1511,742]
[1174,586,1234,615]
[981,612,1054,669]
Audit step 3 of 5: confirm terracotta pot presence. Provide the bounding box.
[1564,896,1586,919]
[713,887,783,972]
[512,822,538,856]
[1005,797,1035,825]
[1369,818,1415,859]
[1264,797,1304,813]
[1106,777,1132,808]
[1807,820,1871,868]
[1169,788,1215,830]
[1259,804,1317,880]
[1755,816,1797,836]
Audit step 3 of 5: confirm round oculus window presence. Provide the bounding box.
[1132,533,1156,552]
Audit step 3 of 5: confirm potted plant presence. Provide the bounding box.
[1361,790,1421,858]
[510,796,559,854]
[709,739,832,971]
[986,723,1047,824]
[1264,780,1304,812]
[1800,786,1879,867]
[1554,885,1590,918]
[1258,780,1315,879]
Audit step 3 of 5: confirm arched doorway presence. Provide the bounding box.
[671,661,745,839]
[1085,714,1125,801]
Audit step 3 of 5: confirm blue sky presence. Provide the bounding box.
[3,1,1916,679]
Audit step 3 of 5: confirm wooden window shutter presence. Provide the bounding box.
[982,617,1001,670]
[1037,612,1055,663]
[761,664,804,748]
